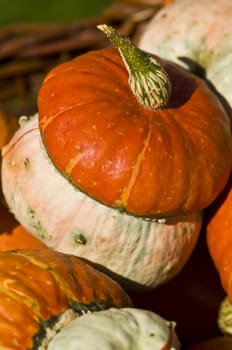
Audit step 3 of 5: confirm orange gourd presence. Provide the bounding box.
[38,25,232,216]
[0,248,131,349]
[207,175,232,301]
[206,175,232,336]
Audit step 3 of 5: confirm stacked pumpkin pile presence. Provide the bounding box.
[0,0,232,348]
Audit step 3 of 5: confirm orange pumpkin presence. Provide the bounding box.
[184,336,232,350]
[38,25,232,216]
[0,248,132,349]
[207,175,232,301]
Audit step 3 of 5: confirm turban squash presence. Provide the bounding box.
[1,26,231,289]
[0,248,131,349]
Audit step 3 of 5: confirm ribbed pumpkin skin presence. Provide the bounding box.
[0,248,131,349]
[207,175,232,300]
[1,114,202,289]
[38,48,232,216]
[138,0,232,111]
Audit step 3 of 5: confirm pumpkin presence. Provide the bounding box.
[207,175,232,296]
[38,24,231,216]
[184,336,232,350]
[1,25,231,289]
[48,307,180,349]
[206,176,232,335]
[137,0,232,114]
[0,248,131,349]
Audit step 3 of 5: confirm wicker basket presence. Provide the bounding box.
[0,1,164,119]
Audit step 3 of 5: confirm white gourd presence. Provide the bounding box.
[48,308,180,350]
[138,0,232,110]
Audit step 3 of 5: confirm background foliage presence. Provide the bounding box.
[0,0,114,26]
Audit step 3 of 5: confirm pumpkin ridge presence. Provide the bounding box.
[164,108,197,211]
[11,251,84,302]
[0,283,41,315]
[40,96,120,133]
[0,256,70,321]
[118,118,152,208]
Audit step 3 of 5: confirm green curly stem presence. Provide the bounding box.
[97,24,171,110]
[218,296,232,335]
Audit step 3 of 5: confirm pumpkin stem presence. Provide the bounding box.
[218,296,232,335]
[97,24,171,110]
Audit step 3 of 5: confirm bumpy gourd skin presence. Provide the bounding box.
[48,308,180,350]
[0,249,131,349]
